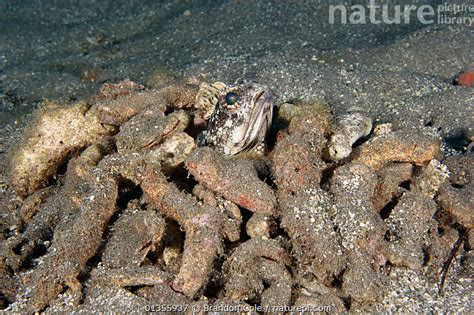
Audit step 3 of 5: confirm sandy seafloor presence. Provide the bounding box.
[0,0,472,312]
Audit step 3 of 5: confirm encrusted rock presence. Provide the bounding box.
[329,163,385,251]
[411,159,449,198]
[272,101,331,196]
[137,164,231,298]
[442,155,472,187]
[26,174,119,311]
[279,189,345,284]
[436,154,473,227]
[222,238,292,308]
[350,129,441,170]
[116,109,189,153]
[102,209,166,269]
[342,251,386,303]
[384,191,438,270]
[372,162,413,213]
[147,131,196,173]
[9,101,115,198]
[437,185,473,227]
[186,147,276,214]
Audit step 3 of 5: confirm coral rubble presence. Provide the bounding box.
[1,80,472,312]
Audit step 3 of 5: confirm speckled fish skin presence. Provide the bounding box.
[198,81,274,155]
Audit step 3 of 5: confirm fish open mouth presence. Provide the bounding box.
[254,90,266,102]
[232,89,274,153]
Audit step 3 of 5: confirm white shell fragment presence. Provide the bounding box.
[328,110,373,161]
[147,132,196,172]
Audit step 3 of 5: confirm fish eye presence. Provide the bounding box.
[225,92,239,106]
